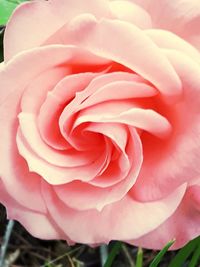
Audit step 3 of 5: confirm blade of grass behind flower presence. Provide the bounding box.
[188,241,200,267]
[135,247,143,267]
[168,236,200,267]
[104,242,122,267]
[149,239,175,267]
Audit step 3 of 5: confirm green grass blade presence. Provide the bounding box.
[104,242,122,267]
[135,247,143,267]
[0,0,26,25]
[188,241,200,267]
[149,239,175,267]
[169,236,200,267]
[0,27,4,62]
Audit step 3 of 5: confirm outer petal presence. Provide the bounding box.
[145,29,200,65]
[109,0,152,29]
[0,180,62,240]
[4,0,111,61]
[131,50,200,202]
[130,0,200,50]
[132,186,200,250]
[66,15,182,98]
[41,182,186,244]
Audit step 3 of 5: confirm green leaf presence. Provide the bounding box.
[104,242,122,267]
[149,239,175,267]
[169,236,200,267]
[0,0,26,25]
[188,241,200,267]
[135,247,143,267]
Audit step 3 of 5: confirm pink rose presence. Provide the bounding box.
[1,0,200,249]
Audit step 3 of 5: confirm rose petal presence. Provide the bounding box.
[132,185,200,250]
[38,72,97,150]
[42,181,186,244]
[146,29,200,64]
[18,113,98,167]
[109,0,152,29]
[132,0,200,49]
[21,67,69,115]
[78,80,157,109]
[0,179,65,241]
[16,129,107,185]
[0,93,46,212]
[4,0,111,61]
[73,102,172,139]
[131,50,200,202]
[53,128,142,211]
[67,16,182,97]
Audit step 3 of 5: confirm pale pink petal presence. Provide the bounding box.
[0,180,63,240]
[18,113,97,167]
[0,46,107,208]
[132,186,200,250]
[38,73,97,150]
[4,0,111,61]
[0,93,46,213]
[53,128,142,211]
[0,45,99,104]
[85,123,130,187]
[131,50,200,202]
[109,0,152,29]
[42,181,186,244]
[131,0,200,49]
[66,16,182,97]
[73,103,172,139]
[16,130,107,185]
[78,81,157,109]
[21,67,69,115]
[145,29,200,64]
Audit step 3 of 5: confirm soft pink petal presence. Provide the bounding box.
[131,0,200,50]
[0,180,66,240]
[42,181,186,244]
[78,80,157,109]
[0,45,98,104]
[0,45,106,208]
[131,50,200,201]
[38,72,97,150]
[132,186,200,250]
[74,103,172,139]
[85,123,130,187]
[52,128,142,211]
[145,29,200,64]
[0,93,46,213]
[21,67,68,115]
[66,16,182,97]
[4,0,111,61]
[16,130,106,185]
[109,0,152,29]
[18,113,97,167]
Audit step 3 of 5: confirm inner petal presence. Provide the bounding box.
[53,128,143,211]
[38,72,97,150]
[85,122,131,187]
[73,101,172,139]
[18,113,99,167]
[16,129,108,185]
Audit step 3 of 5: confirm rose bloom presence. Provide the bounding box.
[0,0,200,250]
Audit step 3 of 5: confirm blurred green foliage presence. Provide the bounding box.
[0,0,26,25]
